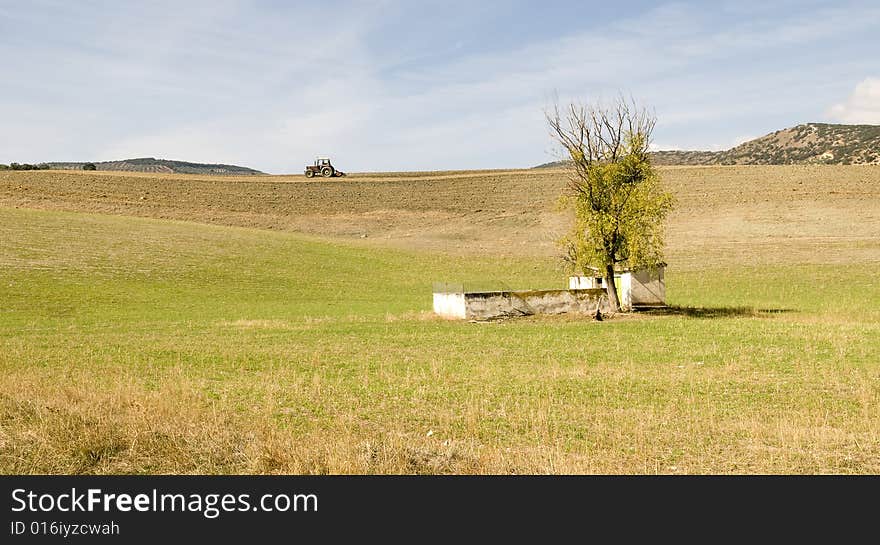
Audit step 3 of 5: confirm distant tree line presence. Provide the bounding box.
[0,162,99,171]
[0,162,52,171]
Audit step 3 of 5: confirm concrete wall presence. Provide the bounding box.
[629,266,665,308]
[434,288,608,320]
[432,292,466,319]
[568,265,666,311]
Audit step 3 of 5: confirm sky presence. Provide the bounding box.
[1,0,878,173]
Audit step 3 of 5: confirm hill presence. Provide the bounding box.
[44,157,264,175]
[537,123,880,167]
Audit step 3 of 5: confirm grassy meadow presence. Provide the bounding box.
[1,166,879,474]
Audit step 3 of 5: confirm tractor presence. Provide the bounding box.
[304,157,345,178]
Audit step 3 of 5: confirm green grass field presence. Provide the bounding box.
[2,204,878,474]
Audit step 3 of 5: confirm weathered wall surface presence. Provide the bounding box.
[466,289,608,320]
[629,267,666,308]
[434,288,609,320]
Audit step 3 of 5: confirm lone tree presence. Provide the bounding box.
[82,162,97,171]
[547,97,673,313]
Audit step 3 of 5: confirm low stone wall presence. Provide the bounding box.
[434,288,608,320]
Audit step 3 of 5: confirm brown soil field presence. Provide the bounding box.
[2,165,879,269]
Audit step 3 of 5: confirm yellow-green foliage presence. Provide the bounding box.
[561,132,673,274]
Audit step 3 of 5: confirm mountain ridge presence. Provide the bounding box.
[44,157,264,175]
[536,123,880,167]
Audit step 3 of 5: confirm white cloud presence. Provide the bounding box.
[828,78,880,124]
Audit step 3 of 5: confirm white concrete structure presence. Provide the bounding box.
[568,265,666,311]
[432,292,467,319]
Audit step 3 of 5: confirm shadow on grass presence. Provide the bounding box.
[640,305,794,319]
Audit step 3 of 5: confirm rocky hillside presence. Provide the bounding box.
[538,123,880,167]
[45,157,264,175]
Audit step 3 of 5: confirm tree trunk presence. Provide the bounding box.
[604,264,620,313]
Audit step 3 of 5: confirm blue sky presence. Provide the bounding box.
[1,0,878,173]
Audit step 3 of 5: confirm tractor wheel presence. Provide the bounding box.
[321,167,333,177]
[305,170,315,178]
